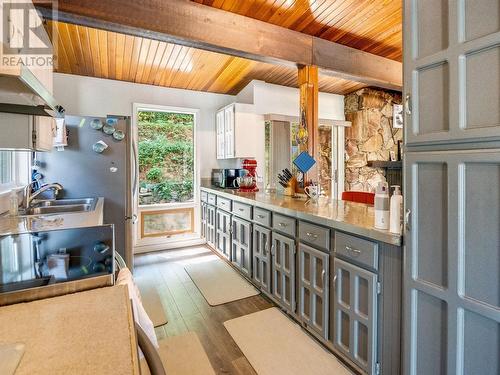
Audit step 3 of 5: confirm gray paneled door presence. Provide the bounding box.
[271,232,296,313]
[201,202,207,239]
[404,1,500,374]
[298,243,329,339]
[231,216,252,278]
[206,205,216,248]
[215,209,231,260]
[404,150,500,375]
[252,225,272,294]
[332,258,377,374]
[404,0,500,146]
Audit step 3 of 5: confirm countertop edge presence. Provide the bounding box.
[201,186,402,246]
[0,197,105,236]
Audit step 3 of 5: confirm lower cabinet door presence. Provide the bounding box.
[271,232,296,313]
[231,216,252,278]
[201,202,207,239]
[252,225,271,294]
[298,243,329,340]
[332,258,377,374]
[216,209,231,260]
[206,205,216,248]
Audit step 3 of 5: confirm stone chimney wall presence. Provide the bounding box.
[345,88,402,192]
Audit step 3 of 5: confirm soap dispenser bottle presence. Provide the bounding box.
[9,189,19,216]
[390,185,403,234]
[374,181,390,230]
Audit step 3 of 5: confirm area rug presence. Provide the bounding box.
[140,331,215,375]
[139,285,168,327]
[184,259,259,306]
[224,307,353,375]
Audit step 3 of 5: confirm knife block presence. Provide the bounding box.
[283,177,297,196]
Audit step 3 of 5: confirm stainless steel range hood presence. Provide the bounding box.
[0,65,65,118]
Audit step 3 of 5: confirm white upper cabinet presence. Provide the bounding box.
[224,105,235,158]
[0,0,53,93]
[216,103,259,159]
[0,113,55,151]
[216,110,225,159]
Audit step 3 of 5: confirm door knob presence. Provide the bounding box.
[405,94,412,115]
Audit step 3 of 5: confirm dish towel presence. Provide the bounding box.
[116,268,159,356]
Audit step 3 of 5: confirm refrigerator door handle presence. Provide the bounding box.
[132,137,138,196]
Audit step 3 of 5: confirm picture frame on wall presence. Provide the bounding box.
[393,104,403,129]
[390,150,397,161]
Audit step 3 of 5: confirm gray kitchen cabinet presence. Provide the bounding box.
[252,224,271,294]
[404,150,500,375]
[271,231,296,313]
[231,216,252,278]
[404,1,500,374]
[215,208,231,260]
[404,0,500,146]
[201,202,207,239]
[333,258,377,375]
[298,243,329,340]
[206,204,216,248]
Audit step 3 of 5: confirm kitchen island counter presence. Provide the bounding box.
[0,285,140,375]
[201,183,402,246]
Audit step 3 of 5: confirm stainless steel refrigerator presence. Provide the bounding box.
[38,115,137,269]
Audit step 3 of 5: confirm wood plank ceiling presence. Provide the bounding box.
[46,21,367,95]
[192,0,403,62]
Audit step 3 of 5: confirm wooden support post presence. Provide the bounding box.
[298,65,319,183]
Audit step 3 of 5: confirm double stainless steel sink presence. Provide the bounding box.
[21,198,98,216]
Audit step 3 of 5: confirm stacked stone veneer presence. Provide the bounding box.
[344,88,402,192]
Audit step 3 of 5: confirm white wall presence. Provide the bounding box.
[236,80,345,120]
[53,73,236,177]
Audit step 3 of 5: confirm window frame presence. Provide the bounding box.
[0,151,30,193]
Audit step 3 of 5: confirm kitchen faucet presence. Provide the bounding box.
[23,182,64,208]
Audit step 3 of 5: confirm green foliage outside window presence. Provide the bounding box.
[138,111,194,205]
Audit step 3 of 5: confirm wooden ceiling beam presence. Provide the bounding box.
[35,0,401,90]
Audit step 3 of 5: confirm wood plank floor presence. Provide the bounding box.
[134,246,275,374]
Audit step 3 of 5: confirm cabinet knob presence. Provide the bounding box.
[404,209,411,232]
[257,214,265,219]
[278,222,287,227]
[405,93,412,115]
[306,232,318,240]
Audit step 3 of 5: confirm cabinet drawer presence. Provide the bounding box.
[216,196,232,211]
[334,231,378,271]
[298,221,330,251]
[207,193,216,205]
[254,207,271,227]
[272,213,296,237]
[232,201,252,220]
[201,191,208,202]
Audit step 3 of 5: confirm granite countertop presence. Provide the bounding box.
[201,184,402,246]
[0,285,140,375]
[0,197,104,236]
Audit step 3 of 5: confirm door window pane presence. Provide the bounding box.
[138,110,194,205]
[141,208,194,237]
